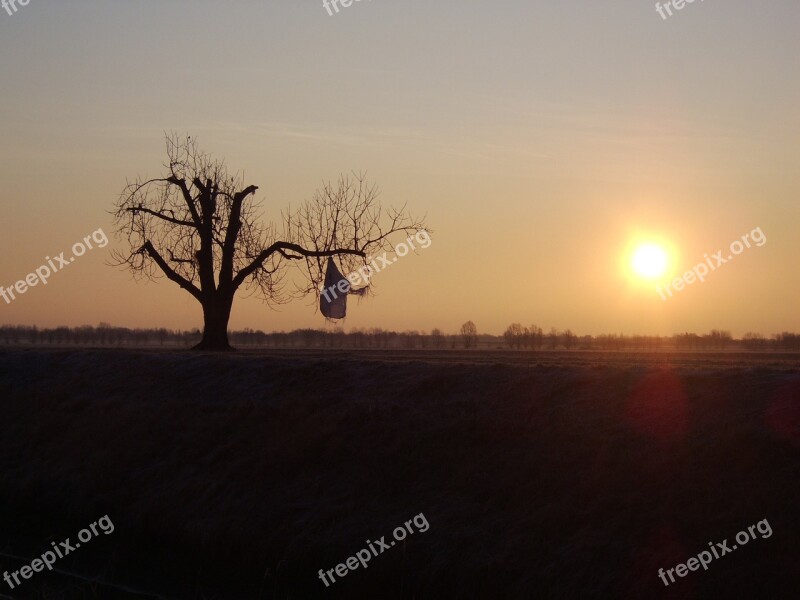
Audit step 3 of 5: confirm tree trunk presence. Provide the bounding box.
[194,293,234,351]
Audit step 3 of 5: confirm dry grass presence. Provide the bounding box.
[0,349,797,598]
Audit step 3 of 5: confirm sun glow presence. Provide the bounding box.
[631,243,669,279]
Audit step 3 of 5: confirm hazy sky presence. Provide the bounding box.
[1,1,798,336]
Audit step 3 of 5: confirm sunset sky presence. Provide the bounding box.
[1,1,798,336]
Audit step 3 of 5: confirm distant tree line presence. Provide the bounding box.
[500,324,800,351]
[0,322,799,351]
[0,323,198,347]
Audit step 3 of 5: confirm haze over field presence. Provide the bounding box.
[1,1,799,336]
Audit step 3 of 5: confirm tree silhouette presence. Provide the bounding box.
[503,323,525,349]
[563,328,576,350]
[112,134,425,350]
[528,325,543,350]
[548,327,559,350]
[460,320,478,349]
[430,328,445,348]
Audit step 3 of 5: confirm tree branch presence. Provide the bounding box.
[167,176,201,225]
[220,184,259,288]
[232,242,364,290]
[140,241,202,301]
[126,206,195,228]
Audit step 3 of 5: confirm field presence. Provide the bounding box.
[0,348,798,599]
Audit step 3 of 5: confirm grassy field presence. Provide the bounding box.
[0,348,797,599]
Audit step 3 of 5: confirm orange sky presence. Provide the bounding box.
[1,1,798,336]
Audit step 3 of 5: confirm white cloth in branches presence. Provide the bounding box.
[320,257,349,319]
[320,257,368,320]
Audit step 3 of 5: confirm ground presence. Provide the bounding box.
[0,348,798,599]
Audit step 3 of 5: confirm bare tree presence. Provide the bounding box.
[460,321,478,349]
[547,327,560,350]
[112,134,426,350]
[531,325,543,350]
[563,328,576,350]
[503,323,525,349]
[430,328,445,349]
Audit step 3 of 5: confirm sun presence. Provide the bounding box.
[631,243,668,279]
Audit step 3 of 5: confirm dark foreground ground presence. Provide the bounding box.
[0,348,798,599]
